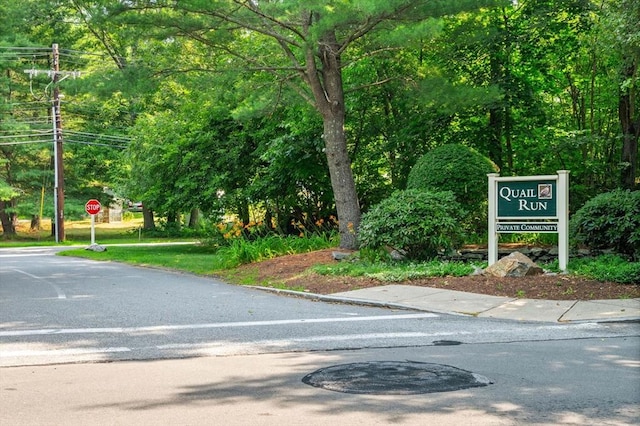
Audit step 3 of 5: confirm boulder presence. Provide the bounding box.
[484,251,543,278]
[332,251,352,261]
[383,246,407,261]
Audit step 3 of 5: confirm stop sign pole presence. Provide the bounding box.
[85,199,101,246]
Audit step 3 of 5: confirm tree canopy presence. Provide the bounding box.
[1,0,637,242]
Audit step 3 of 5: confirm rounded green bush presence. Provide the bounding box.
[407,144,498,231]
[358,189,465,260]
[569,189,640,259]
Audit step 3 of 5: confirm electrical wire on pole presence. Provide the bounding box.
[21,44,81,243]
[53,43,66,242]
[2,45,128,239]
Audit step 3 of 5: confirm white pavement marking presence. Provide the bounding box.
[0,332,463,362]
[0,254,50,258]
[157,331,472,350]
[11,268,67,299]
[0,313,438,337]
[0,347,131,358]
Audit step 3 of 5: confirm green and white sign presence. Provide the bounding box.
[488,171,569,271]
[497,180,556,218]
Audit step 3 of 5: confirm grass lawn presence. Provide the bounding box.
[59,244,224,275]
[0,217,198,247]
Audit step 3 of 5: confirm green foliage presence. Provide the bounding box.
[568,255,640,285]
[406,144,498,232]
[358,247,394,263]
[312,259,474,282]
[249,106,336,231]
[569,189,640,259]
[367,261,475,282]
[61,234,338,273]
[498,233,558,246]
[0,177,18,201]
[319,253,637,286]
[2,0,637,248]
[358,189,465,260]
[212,233,338,269]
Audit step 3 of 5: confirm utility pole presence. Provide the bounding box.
[52,43,65,242]
[24,44,79,243]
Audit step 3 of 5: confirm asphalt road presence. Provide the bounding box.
[1,246,639,425]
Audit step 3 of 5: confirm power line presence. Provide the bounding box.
[0,128,52,134]
[1,106,50,111]
[2,100,50,105]
[65,139,128,149]
[0,46,52,51]
[0,46,118,69]
[0,46,107,57]
[0,132,53,139]
[17,44,72,242]
[0,138,130,149]
[0,130,130,147]
[0,121,51,127]
[65,130,131,142]
[0,140,54,146]
[3,44,132,242]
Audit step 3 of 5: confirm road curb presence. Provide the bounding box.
[249,285,470,317]
[249,286,640,324]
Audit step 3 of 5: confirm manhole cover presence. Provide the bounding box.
[302,361,492,395]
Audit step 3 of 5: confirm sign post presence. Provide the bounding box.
[488,171,569,270]
[85,199,101,247]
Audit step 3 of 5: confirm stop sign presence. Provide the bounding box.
[85,199,101,215]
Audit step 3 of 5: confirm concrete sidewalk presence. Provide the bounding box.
[328,285,640,323]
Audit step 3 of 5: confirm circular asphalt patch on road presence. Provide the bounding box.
[302,361,492,395]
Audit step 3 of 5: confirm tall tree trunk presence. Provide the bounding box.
[488,108,504,171]
[500,9,514,173]
[30,215,40,231]
[487,12,506,173]
[0,200,16,236]
[188,208,199,228]
[142,206,155,230]
[166,213,177,223]
[307,30,361,249]
[238,199,250,226]
[0,148,17,236]
[619,60,639,190]
[504,104,514,172]
[322,109,360,249]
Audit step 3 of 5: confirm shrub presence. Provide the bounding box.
[407,144,498,232]
[215,234,339,268]
[358,189,465,260]
[569,189,640,259]
[569,255,640,285]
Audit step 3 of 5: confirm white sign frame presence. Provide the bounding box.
[488,171,569,271]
